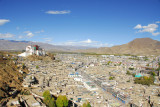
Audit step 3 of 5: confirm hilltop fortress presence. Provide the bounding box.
[18,45,45,57]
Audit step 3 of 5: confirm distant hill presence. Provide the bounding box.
[77,38,160,55]
[1,38,160,55]
[0,39,91,52]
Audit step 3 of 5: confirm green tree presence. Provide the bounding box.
[56,95,63,107]
[43,90,50,98]
[62,95,68,107]
[126,71,131,75]
[36,65,39,69]
[107,61,112,65]
[109,76,115,80]
[56,95,68,107]
[44,96,51,105]
[129,67,134,70]
[82,103,87,107]
[146,63,149,66]
[43,90,51,105]
[49,97,56,107]
[82,101,91,107]
[151,72,156,76]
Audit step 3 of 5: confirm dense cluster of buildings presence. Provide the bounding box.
[7,52,160,107]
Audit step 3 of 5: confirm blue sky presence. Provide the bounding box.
[0,0,160,47]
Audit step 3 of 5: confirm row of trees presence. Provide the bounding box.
[127,70,156,86]
[43,90,91,107]
[43,90,68,107]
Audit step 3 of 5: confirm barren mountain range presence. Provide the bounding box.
[76,38,160,55]
[0,39,90,52]
[1,38,160,55]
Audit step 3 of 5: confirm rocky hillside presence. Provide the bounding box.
[77,38,160,55]
[0,52,29,102]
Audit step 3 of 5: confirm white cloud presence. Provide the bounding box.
[24,31,34,38]
[141,24,158,33]
[45,10,71,14]
[152,32,160,36]
[81,39,94,43]
[0,33,14,38]
[134,23,160,36]
[0,19,10,26]
[156,21,160,23]
[134,24,142,29]
[55,39,113,47]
